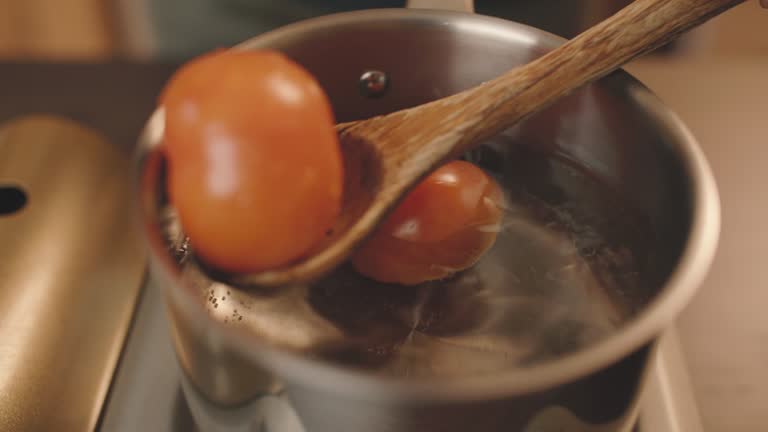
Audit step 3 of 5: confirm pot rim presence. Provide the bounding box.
[137,8,720,402]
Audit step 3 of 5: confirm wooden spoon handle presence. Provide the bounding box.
[449,0,745,155]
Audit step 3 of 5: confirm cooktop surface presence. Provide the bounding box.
[99,277,698,432]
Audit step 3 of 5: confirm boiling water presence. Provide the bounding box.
[168,145,653,378]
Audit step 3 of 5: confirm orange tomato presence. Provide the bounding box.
[161,50,343,273]
[352,160,504,285]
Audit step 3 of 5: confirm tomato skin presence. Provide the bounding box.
[162,50,343,273]
[351,161,504,285]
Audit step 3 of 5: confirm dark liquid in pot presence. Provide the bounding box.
[172,144,654,378]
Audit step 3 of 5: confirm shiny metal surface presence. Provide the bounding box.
[638,329,703,432]
[358,70,389,98]
[137,7,719,432]
[407,0,474,13]
[0,116,147,432]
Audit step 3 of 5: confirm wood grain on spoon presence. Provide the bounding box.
[232,0,744,287]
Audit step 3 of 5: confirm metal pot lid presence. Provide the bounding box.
[0,115,146,432]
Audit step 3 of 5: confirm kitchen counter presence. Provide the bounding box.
[0,62,177,152]
[627,58,768,432]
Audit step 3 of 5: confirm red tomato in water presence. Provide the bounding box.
[161,50,343,273]
[352,160,504,285]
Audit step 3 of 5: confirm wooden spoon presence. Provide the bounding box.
[231,0,744,287]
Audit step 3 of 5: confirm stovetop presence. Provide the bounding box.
[98,277,702,432]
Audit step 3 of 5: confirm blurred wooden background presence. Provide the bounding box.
[0,0,115,59]
[0,0,763,59]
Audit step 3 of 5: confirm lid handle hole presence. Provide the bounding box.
[0,186,27,215]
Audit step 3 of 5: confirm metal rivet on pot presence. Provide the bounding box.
[358,70,389,98]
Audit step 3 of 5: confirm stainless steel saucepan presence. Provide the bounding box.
[136,1,720,431]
